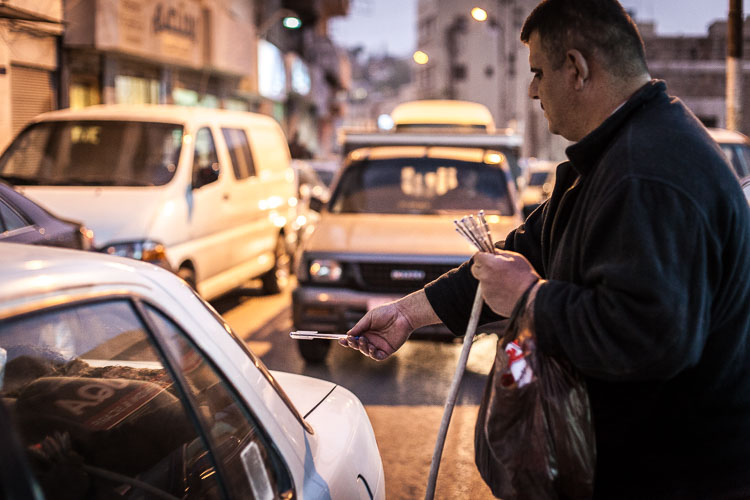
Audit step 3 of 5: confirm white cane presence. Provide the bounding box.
[425,283,485,500]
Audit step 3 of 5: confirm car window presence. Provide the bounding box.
[143,304,294,499]
[528,171,549,186]
[0,197,29,232]
[193,127,220,187]
[0,121,182,186]
[330,157,514,215]
[0,299,224,499]
[719,144,750,178]
[737,145,750,177]
[222,128,256,179]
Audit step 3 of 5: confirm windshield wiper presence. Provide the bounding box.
[0,174,42,185]
[44,178,115,186]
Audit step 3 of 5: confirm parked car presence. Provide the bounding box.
[292,145,524,363]
[708,127,750,179]
[0,105,298,300]
[0,243,384,500]
[0,180,92,249]
[520,159,557,217]
[291,160,330,264]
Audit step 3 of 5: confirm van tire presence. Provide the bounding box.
[261,234,290,294]
[177,266,197,290]
[297,339,331,364]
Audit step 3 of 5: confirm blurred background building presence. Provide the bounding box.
[639,18,750,134]
[0,0,351,156]
[0,0,745,163]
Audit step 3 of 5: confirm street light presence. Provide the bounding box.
[257,8,302,38]
[471,7,488,22]
[413,50,430,65]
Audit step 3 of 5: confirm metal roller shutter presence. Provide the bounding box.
[11,64,55,136]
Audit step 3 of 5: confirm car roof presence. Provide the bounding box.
[390,100,496,133]
[27,104,277,126]
[708,127,750,145]
[0,243,165,310]
[347,145,506,164]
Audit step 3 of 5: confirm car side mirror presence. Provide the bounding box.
[193,163,219,189]
[308,196,324,213]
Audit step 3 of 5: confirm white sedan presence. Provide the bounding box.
[0,243,384,499]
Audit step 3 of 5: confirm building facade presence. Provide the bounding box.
[413,0,569,161]
[0,1,64,151]
[638,18,750,135]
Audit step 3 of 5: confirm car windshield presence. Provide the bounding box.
[719,143,750,178]
[329,157,514,215]
[0,120,184,187]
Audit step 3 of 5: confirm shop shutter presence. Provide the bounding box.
[11,65,55,136]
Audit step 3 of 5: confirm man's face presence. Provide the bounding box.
[527,31,579,141]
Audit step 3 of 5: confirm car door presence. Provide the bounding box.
[220,126,276,272]
[142,303,296,499]
[0,298,228,499]
[186,125,232,286]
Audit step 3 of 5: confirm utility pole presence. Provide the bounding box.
[726,0,743,131]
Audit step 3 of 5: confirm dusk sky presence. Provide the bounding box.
[329,0,738,57]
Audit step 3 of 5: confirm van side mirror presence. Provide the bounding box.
[308,196,324,213]
[193,163,220,189]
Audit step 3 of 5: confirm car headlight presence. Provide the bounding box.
[309,259,343,282]
[102,240,170,268]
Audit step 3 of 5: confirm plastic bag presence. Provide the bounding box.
[474,301,595,499]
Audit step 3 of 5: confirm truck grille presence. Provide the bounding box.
[356,262,457,292]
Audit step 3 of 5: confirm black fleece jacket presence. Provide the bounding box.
[425,81,750,498]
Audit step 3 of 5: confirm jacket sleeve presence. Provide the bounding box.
[533,177,720,382]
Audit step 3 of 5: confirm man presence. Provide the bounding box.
[341,0,750,497]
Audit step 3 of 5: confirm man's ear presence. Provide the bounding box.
[566,49,589,90]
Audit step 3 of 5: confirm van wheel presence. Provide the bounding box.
[177,266,197,290]
[297,339,331,364]
[261,234,291,294]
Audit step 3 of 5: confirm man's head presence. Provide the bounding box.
[521,0,650,141]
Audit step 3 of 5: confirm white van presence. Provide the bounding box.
[0,105,297,300]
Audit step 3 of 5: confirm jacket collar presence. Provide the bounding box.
[565,80,667,176]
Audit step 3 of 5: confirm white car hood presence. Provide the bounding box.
[18,186,170,248]
[270,371,337,417]
[306,212,520,255]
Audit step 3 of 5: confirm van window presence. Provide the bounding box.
[193,128,220,187]
[0,121,183,186]
[222,128,256,179]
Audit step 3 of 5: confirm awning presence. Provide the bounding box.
[0,4,64,24]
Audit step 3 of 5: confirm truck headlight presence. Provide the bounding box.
[102,240,170,269]
[309,259,342,282]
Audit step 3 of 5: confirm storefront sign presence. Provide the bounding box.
[152,3,197,40]
[97,0,203,68]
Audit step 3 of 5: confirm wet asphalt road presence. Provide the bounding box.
[212,282,500,499]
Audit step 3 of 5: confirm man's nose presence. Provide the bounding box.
[528,80,539,100]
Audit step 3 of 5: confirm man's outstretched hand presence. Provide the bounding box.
[340,289,440,361]
[340,301,413,360]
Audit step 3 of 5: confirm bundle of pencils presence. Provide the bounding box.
[453,210,497,254]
